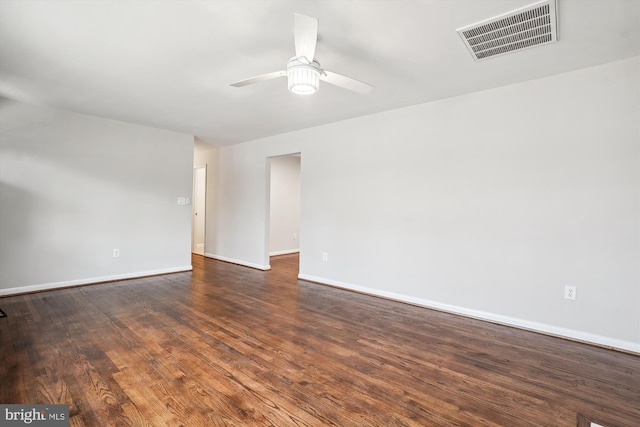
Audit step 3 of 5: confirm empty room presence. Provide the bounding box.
[0,0,638,426]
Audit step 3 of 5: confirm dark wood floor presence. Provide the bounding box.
[1,254,638,426]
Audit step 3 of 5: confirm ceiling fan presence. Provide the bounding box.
[230,14,374,95]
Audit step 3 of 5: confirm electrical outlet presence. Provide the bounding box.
[113,248,120,258]
[322,252,328,261]
[293,233,297,240]
[564,285,576,300]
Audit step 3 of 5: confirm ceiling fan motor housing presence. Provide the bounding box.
[287,57,321,95]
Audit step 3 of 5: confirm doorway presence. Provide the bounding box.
[268,154,301,270]
[192,165,206,255]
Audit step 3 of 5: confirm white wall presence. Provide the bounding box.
[206,57,640,352]
[0,99,194,293]
[269,155,300,256]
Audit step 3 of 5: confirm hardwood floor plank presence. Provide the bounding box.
[1,253,638,426]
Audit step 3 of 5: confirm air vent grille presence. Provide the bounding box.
[457,0,558,61]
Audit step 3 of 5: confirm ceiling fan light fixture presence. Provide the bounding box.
[230,15,374,95]
[287,58,320,95]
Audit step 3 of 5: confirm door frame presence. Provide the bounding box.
[192,164,207,255]
[265,153,301,268]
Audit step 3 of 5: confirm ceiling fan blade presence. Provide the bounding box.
[320,70,374,94]
[294,14,318,62]
[230,70,286,87]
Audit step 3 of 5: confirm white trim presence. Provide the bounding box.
[205,253,271,271]
[0,266,193,296]
[297,273,640,355]
[270,249,300,256]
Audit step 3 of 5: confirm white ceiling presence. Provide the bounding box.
[1,0,638,146]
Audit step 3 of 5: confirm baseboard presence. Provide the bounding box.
[204,253,271,271]
[0,265,194,297]
[298,273,640,355]
[269,249,300,256]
